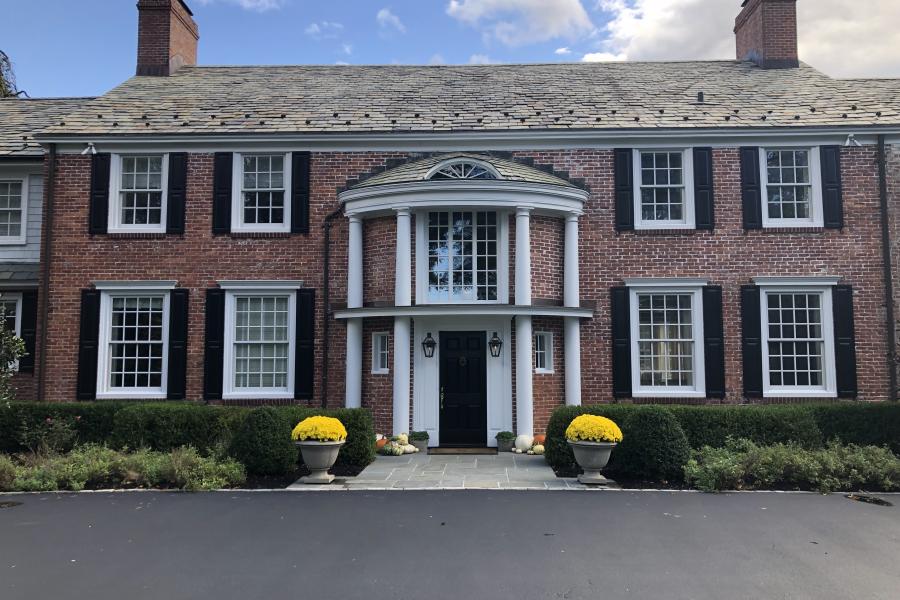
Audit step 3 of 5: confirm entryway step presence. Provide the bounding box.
[428,447,497,455]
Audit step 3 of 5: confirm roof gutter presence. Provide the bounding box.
[877,135,898,401]
[320,204,345,409]
[37,144,57,402]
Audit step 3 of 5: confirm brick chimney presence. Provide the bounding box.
[136,0,199,76]
[734,0,799,69]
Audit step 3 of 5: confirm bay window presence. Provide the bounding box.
[425,210,502,303]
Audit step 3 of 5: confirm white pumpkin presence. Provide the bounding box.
[515,434,534,451]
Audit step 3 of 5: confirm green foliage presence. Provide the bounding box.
[0,50,19,98]
[608,406,691,482]
[684,438,900,493]
[16,413,79,455]
[1,444,246,492]
[0,306,26,401]
[410,431,429,441]
[496,431,516,441]
[228,406,297,476]
[0,402,123,453]
[807,403,900,453]
[111,403,230,453]
[666,405,823,449]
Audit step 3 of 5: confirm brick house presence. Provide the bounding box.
[16,0,900,445]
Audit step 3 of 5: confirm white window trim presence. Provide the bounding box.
[759,146,823,229]
[424,158,502,180]
[758,282,837,398]
[94,280,178,291]
[628,282,706,398]
[222,288,296,400]
[231,152,292,233]
[414,209,510,305]
[95,289,170,400]
[108,154,169,234]
[371,332,390,374]
[534,331,554,374]
[0,292,23,371]
[0,175,28,245]
[632,148,695,230]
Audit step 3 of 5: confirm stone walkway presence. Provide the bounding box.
[290,451,585,490]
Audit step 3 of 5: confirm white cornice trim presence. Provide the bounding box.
[217,280,304,290]
[624,278,709,288]
[333,304,594,319]
[753,276,841,287]
[93,280,178,290]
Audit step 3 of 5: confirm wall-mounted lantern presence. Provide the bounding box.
[422,332,437,358]
[488,332,503,358]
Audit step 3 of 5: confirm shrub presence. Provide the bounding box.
[496,431,515,442]
[229,407,298,476]
[0,454,15,491]
[163,447,246,491]
[684,439,900,493]
[111,403,229,453]
[544,405,635,474]
[666,405,823,449]
[16,413,79,455]
[0,402,123,453]
[276,407,375,471]
[808,403,900,453]
[410,431,429,441]
[608,406,691,483]
[0,311,26,402]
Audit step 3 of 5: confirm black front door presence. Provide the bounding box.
[439,331,487,446]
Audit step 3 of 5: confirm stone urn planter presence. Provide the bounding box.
[296,440,345,484]
[568,440,616,486]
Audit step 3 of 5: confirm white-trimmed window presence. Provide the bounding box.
[759,282,836,397]
[109,154,168,233]
[372,332,389,374]
[534,331,553,374]
[232,153,292,233]
[426,210,499,303]
[628,281,706,397]
[761,147,823,228]
[0,292,22,370]
[633,149,694,229]
[0,177,27,244]
[96,289,170,399]
[223,288,296,399]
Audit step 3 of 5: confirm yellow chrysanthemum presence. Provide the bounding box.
[291,416,347,442]
[565,415,623,443]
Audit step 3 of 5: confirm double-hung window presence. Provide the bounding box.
[223,288,296,399]
[372,332,389,374]
[0,178,26,243]
[759,280,836,397]
[760,147,823,228]
[96,286,171,399]
[232,153,292,233]
[109,155,168,233]
[534,331,553,374]
[633,149,694,229]
[628,281,706,397]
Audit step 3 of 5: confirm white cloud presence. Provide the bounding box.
[194,0,286,11]
[446,0,595,46]
[377,8,407,34]
[342,43,354,56]
[594,0,900,77]
[581,51,625,62]
[468,54,498,64]
[555,47,572,55]
[304,21,344,39]
[429,54,447,65]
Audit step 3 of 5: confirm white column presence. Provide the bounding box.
[392,208,412,434]
[393,317,411,435]
[564,213,582,406]
[345,215,363,409]
[515,208,532,306]
[395,208,412,307]
[514,207,533,436]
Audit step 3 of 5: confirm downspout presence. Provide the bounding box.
[877,135,898,401]
[320,205,345,408]
[37,144,57,402]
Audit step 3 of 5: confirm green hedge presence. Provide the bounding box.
[0,401,123,453]
[111,403,231,453]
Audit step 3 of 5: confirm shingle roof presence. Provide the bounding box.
[0,263,39,284]
[352,153,578,189]
[0,97,93,156]
[38,61,900,138]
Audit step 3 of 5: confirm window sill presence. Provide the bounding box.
[228,231,294,239]
[753,227,827,234]
[534,369,555,375]
[223,391,294,400]
[372,369,390,375]
[631,390,706,399]
[96,391,168,400]
[0,238,27,246]
[763,390,837,399]
[630,228,699,236]
[104,232,172,240]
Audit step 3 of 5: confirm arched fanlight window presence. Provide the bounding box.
[427,159,501,181]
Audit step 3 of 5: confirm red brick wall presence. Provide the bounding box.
[734,0,798,68]
[363,217,396,304]
[530,215,564,302]
[137,0,199,76]
[532,316,565,433]
[362,317,393,434]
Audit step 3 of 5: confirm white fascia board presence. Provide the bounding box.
[624,278,709,288]
[217,280,304,290]
[42,126,900,155]
[333,304,594,320]
[753,276,841,287]
[94,280,178,290]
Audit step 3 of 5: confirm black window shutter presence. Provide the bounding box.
[832,285,858,398]
[740,285,763,398]
[89,153,110,235]
[76,289,102,400]
[821,146,844,229]
[203,289,226,400]
[166,153,188,235]
[18,289,38,373]
[212,153,233,235]
[611,286,632,398]
[295,288,316,400]
[167,288,189,400]
[693,147,715,230]
[740,147,762,230]
[614,149,634,232]
[703,286,725,398]
[291,152,311,234]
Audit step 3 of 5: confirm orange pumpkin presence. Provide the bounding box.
[376,438,388,450]
[533,434,546,445]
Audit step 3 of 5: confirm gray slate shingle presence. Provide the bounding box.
[0,97,93,156]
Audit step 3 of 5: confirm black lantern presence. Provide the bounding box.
[422,332,437,358]
[488,332,503,358]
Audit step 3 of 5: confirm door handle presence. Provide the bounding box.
[440,386,445,410]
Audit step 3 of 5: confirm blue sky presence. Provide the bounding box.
[2,0,898,98]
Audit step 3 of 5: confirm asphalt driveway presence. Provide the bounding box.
[1,490,898,600]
